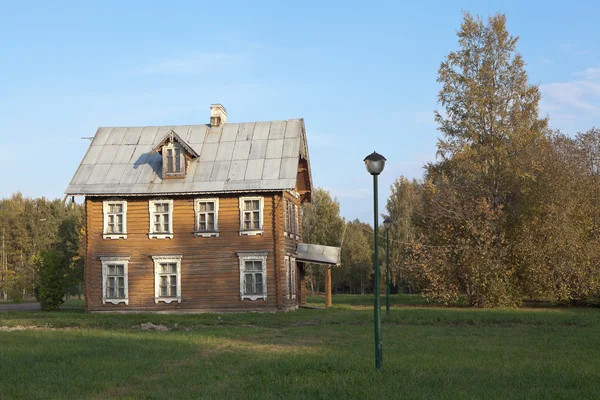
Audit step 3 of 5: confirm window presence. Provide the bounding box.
[285,255,297,300]
[152,255,182,304]
[294,204,300,240]
[102,200,127,239]
[149,199,173,239]
[100,256,129,305]
[284,199,289,236]
[239,197,264,236]
[237,252,268,301]
[163,143,185,178]
[288,201,294,234]
[194,198,219,237]
[290,256,297,299]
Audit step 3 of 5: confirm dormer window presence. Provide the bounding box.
[151,129,199,180]
[163,143,185,178]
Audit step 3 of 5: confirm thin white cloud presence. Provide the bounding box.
[540,67,600,132]
[574,68,600,80]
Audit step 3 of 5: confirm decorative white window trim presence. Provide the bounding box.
[237,252,268,301]
[239,196,264,236]
[149,199,174,239]
[194,198,219,237]
[162,142,186,178]
[285,255,290,299]
[152,255,182,304]
[100,256,130,305]
[102,200,127,239]
[294,204,300,240]
[290,256,297,299]
[285,255,297,300]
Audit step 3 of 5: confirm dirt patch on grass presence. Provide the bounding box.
[0,325,78,331]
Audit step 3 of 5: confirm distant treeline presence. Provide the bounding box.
[0,193,84,302]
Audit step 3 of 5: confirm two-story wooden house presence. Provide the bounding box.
[65,104,340,312]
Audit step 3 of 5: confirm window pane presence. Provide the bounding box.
[252,200,259,210]
[175,149,181,172]
[255,273,263,293]
[107,277,115,298]
[244,274,253,294]
[163,215,169,231]
[160,263,176,274]
[207,221,214,231]
[199,202,206,212]
[116,265,124,275]
[207,214,214,223]
[118,287,125,298]
[208,202,214,211]
[160,276,167,296]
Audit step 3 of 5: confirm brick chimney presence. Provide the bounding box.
[210,104,227,126]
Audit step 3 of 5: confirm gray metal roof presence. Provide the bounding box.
[295,243,341,266]
[65,119,311,196]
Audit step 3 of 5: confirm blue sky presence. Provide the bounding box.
[1,0,599,222]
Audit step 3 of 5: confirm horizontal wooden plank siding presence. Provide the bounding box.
[86,193,284,312]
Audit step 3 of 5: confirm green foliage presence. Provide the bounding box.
[35,250,67,311]
[301,188,345,293]
[0,194,84,302]
[414,12,551,307]
[385,177,425,294]
[337,220,373,293]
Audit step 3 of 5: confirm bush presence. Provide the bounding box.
[35,249,67,311]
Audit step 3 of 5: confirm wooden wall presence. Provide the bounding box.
[85,192,299,312]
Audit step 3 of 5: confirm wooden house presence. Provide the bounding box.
[65,104,340,312]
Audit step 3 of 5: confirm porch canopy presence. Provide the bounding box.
[295,243,341,266]
[295,243,341,308]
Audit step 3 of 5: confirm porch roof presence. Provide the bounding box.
[295,243,341,266]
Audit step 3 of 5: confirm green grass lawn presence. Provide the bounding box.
[1,295,600,399]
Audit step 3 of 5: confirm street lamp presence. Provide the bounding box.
[364,151,386,371]
[383,216,392,317]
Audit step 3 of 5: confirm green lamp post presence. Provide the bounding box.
[364,151,386,371]
[383,216,392,317]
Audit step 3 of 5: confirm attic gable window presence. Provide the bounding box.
[151,129,199,180]
[162,143,186,178]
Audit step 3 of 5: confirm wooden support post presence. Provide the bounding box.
[325,266,332,308]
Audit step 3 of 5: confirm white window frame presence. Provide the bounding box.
[285,255,297,300]
[152,255,182,304]
[237,252,268,301]
[194,198,219,237]
[283,199,289,237]
[239,196,264,236]
[149,199,174,239]
[102,200,127,239]
[294,204,300,240]
[290,256,297,299]
[163,142,186,178]
[100,256,129,305]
